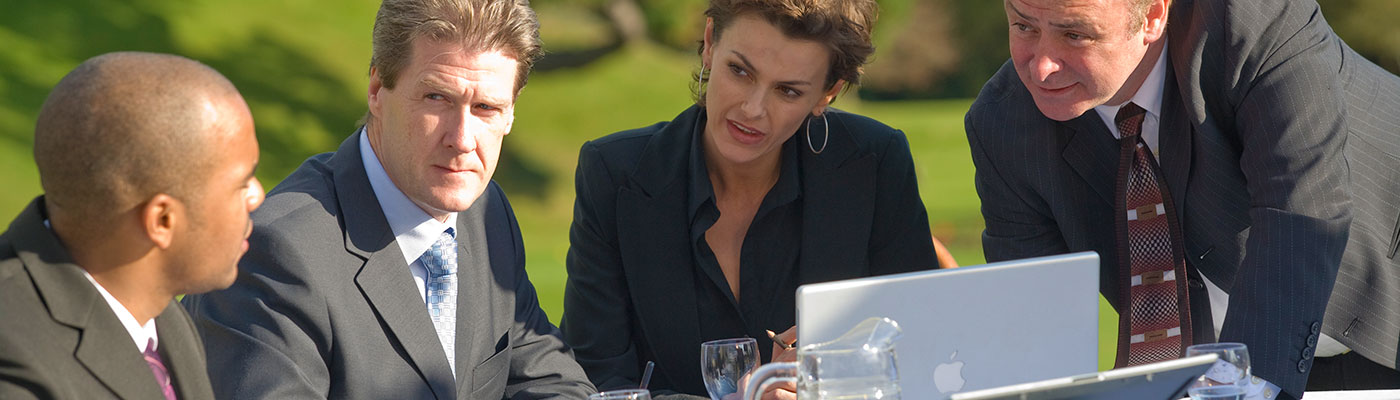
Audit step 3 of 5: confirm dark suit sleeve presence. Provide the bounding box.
[868,129,940,274]
[966,111,1070,262]
[495,186,597,399]
[559,141,647,392]
[182,227,333,399]
[1213,2,1351,397]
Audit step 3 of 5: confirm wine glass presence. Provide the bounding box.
[1185,342,1251,400]
[701,337,760,400]
[589,389,651,400]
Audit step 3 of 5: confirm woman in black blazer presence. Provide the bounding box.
[560,0,941,397]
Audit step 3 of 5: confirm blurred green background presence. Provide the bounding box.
[2,0,1396,370]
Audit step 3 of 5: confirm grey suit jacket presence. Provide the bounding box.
[966,0,1400,398]
[0,198,216,400]
[182,132,594,399]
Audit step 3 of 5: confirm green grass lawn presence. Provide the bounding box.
[0,0,1116,370]
[0,38,992,321]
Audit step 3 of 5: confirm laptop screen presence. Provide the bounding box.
[796,252,1102,399]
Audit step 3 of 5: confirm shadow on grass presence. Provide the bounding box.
[0,0,556,200]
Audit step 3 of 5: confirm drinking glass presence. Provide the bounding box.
[701,338,760,400]
[589,389,651,400]
[1185,342,1251,400]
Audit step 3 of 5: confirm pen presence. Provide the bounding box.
[639,361,654,389]
[766,329,796,351]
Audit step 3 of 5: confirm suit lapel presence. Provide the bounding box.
[331,133,456,399]
[453,188,497,386]
[617,107,704,389]
[797,112,875,285]
[72,321,166,400]
[1167,0,1209,125]
[1158,58,1194,212]
[618,184,702,389]
[154,302,215,399]
[1060,114,1120,207]
[10,199,166,400]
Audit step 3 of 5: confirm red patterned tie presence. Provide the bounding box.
[144,339,178,400]
[1113,103,1192,367]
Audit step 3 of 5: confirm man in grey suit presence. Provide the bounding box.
[181,0,595,398]
[1,52,264,399]
[966,0,1400,398]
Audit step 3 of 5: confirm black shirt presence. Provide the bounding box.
[686,128,803,363]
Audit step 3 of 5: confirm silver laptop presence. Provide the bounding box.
[796,252,1101,399]
[950,354,1217,400]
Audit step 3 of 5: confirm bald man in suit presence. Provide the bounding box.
[0,52,264,399]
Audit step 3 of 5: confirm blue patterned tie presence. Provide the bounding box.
[419,227,458,373]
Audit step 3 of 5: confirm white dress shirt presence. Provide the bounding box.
[42,218,159,354]
[82,271,159,353]
[359,129,458,304]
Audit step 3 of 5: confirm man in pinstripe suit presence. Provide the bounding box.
[966,0,1400,398]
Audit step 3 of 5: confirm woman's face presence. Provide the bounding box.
[701,14,844,168]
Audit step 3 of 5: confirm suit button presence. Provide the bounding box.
[1189,279,1204,289]
[1301,346,1314,360]
[1298,360,1309,373]
[1307,334,1318,347]
[1311,322,1322,334]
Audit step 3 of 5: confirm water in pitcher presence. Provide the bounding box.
[744,318,904,400]
[800,376,901,400]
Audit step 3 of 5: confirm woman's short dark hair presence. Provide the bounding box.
[695,0,878,105]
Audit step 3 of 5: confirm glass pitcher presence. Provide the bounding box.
[743,317,902,400]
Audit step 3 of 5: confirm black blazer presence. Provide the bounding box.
[0,198,216,400]
[966,0,1400,398]
[561,105,939,397]
[181,132,594,399]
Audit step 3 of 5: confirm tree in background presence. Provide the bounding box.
[544,0,1399,100]
[860,0,961,99]
[862,0,1009,99]
[1319,0,1400,73]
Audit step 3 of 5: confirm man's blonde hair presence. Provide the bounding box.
[364,0,542,124]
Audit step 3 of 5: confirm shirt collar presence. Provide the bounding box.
[765,138,802,213]
[359,128,457,265]
[687,113,716,221]
[44,218,157,353]
[1094,40,1168,136]
[81,270,159,352]
[685,111,803,221]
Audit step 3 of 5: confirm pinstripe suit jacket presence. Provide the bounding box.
[966,0,1400,398]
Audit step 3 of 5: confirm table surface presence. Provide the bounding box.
[1298,389,1400,399]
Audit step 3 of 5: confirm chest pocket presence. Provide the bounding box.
[469,331,511,397]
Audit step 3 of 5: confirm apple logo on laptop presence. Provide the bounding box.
[934,351,966,393]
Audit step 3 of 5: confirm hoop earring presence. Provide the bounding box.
[697,66,711,102]
[806,112,829,154]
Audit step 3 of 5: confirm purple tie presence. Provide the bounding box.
[143,339,178,400]
[1113,103,1193,367]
